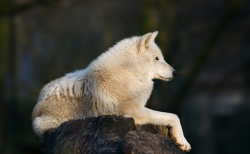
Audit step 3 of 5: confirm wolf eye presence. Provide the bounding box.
[155,57,159,60]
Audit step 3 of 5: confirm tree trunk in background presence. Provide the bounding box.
[0,17,8,154]
[171,0,243,113]
[7,14,20,154]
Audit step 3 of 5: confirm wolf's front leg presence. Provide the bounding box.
[130,107,191,152]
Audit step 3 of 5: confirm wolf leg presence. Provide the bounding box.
[130,107,191,152]
[32,116,60,138]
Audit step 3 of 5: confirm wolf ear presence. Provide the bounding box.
[139,32,152,49]
[150,31,158,42]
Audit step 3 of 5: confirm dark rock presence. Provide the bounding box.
[43,115,184,154]
[121,131,184,154]
[136,124,170,139]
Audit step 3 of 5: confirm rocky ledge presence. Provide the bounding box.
[43,115,185,154]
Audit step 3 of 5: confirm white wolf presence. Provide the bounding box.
[32,31,191,151]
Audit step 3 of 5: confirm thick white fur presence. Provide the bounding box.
[32,31,191,151]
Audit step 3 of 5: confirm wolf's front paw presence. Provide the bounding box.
[171,133,191,152]
[176,137,191,152]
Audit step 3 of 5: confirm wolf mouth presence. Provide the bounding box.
[159,75,173,80]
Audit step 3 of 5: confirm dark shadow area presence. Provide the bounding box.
[0,0,250,153]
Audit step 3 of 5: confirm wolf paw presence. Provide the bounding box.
[174,136,191,152]
[176,140,191,152]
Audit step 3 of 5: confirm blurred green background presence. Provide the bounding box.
[0,0,250,153]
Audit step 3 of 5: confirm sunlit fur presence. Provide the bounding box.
[32,32,191,151]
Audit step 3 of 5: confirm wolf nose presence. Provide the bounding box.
[172,70,178,77]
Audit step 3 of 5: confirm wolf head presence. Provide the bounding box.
[92,31,177,82]
[137,31,178,81]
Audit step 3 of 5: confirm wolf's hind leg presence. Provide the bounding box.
[32,116,60,138]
